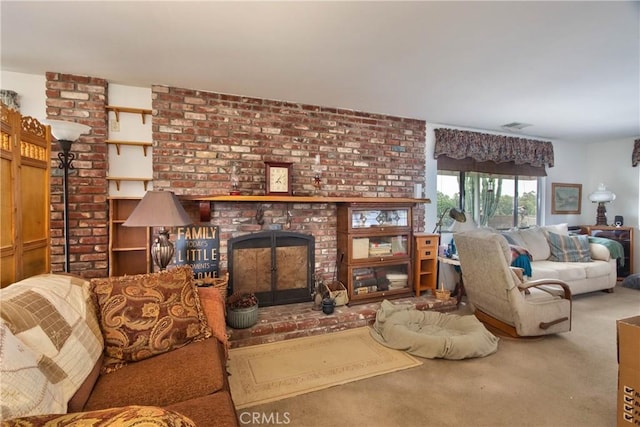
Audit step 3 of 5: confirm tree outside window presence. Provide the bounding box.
[437,171,538,230]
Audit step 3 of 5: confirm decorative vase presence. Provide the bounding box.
[226,304,259,329]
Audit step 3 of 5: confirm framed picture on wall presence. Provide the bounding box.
[551,183,582,214]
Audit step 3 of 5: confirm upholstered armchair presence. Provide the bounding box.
[455,230,572,337]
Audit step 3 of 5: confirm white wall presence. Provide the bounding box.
[585,138,638,228]
[1,71,47,120]
[544,139,590,225]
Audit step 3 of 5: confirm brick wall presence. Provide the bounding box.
[46,73,108,277]
[152,85,426,280]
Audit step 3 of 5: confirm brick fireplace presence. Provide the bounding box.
[151,84,427,281]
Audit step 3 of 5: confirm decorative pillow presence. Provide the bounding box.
[2,405,197,427]
[500,229,526,248]
[90,266,211,373]
[0,319,67,419]
[0,274,104,405]
[542,223,569,235]
[546,232,592,262]
[517,226,551,261]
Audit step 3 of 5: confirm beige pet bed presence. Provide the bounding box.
[370,300,499,359]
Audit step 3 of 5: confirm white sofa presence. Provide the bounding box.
[497,224,617,295]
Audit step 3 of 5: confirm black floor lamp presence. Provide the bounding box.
[433,207,467,234]
[44,119,91,273]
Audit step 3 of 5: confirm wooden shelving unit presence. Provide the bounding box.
[105,140,152,156]
[106,105,152,124]
[107,176,151,191]
[105,102,153,276]
[109,198,151,276]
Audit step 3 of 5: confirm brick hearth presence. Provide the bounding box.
[227,295,458,348]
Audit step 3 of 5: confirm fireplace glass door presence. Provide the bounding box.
[228,231,314,306]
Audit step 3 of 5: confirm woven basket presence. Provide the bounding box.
[324,281,348,306]
[195,272,229,300]
[435,289,451,301]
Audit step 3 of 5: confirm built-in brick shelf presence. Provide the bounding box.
[227,294,458,348]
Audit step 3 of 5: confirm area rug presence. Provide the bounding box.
[227,327,422,408]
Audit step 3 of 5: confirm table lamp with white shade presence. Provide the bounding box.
[588,183,616,226]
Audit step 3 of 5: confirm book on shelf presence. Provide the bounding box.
[354,272,375,281]
[354,277,379,288]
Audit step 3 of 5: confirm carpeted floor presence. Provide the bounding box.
[228,327,422,409]
[237,286,640,427]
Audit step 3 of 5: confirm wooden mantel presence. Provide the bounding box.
[180,195,431,222]
[181,195,430,204]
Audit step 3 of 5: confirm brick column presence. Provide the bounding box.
[46,72,109,278]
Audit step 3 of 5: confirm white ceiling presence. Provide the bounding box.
[1,1,638,143]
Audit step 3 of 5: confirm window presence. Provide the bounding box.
[437,171,539,230]
[436,171,462,230]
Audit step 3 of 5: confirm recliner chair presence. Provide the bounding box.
[455,229,572,337]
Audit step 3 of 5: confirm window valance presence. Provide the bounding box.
[633,138,640,167]
[434,128,554,176]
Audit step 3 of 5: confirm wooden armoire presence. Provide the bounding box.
[1,104,51,287]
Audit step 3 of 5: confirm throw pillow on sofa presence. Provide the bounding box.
[90,266,211,373]
[546,231,592,262]
[517,226,551,261]
[541,223,569,236]
[2,405,197,427]
[500,230,527,248]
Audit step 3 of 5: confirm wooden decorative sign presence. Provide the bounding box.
[174,225,220,279]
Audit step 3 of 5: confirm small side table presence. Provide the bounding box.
[413,234,440,297]
[437,255,465,306]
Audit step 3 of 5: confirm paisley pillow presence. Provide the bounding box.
[3,405,196,427]
[90,266,211,373]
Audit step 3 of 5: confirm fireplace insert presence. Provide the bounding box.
[228,230,315,306]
